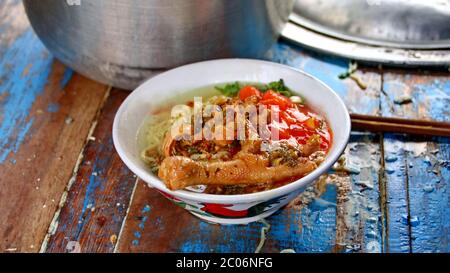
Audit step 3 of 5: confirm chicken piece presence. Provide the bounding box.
[158,153,317,190]
[162,131,175,157]
[158,100,320,191]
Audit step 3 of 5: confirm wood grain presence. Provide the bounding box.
[381,134,411,252]
[0,63,110,252]
[334,133,383,253]
[43,89,137,253]
[0,0,110,252]
[381,71,450,253]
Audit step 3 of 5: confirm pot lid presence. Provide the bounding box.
[291,0,450,49]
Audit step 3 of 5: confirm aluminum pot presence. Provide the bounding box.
[23,0,294,89]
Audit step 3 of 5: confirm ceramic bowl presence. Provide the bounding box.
[113,59,350,225]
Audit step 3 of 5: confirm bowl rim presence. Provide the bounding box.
[113,58,351,203]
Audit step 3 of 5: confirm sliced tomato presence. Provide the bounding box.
[260,90,293,110]
[290,124,313,144]
[286,108,309,122]
[262,90,288,101]
[239,86,261,101]
[260,98,285,110]
[290,124,308,137]
[269,120,290,140]
[258,90,332,153]
[280,111,297,126]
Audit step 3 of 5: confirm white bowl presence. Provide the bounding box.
[113,59,350,225]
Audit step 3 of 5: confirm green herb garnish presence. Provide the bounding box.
[265,79,292,97]
[215,82,241,97]
[216,79,294,97]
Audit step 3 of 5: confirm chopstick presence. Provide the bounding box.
[350,113,450,137]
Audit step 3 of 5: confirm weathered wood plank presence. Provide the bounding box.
[381,71,450,122]
[334,133,383,253]
[382,134,411,253]
[44,89,137,253]
[0,0,110,252]
[407,139,449,253]
[116,41,384,253]
[382,71,450,253]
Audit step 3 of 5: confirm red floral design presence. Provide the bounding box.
[200,203,248,217]
[158,190,181,202]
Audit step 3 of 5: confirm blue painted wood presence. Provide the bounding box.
[407,138,450,253]
[0,0,55,251]
[382,72,450,253]
[0,0,111,252]
[0,29,53,163]
[382,134,411,253]
[340,133,383,253]
[45,89,137,253]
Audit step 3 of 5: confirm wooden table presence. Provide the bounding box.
[1,0,449,253]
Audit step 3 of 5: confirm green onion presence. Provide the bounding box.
[215,82,241,97]
[265,79,292,97]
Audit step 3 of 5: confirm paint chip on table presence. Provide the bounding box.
[65,116,74,124]
[110,234,117,245]
[5,248,17,252]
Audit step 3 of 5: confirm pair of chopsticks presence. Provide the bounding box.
[350,113,450,137]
